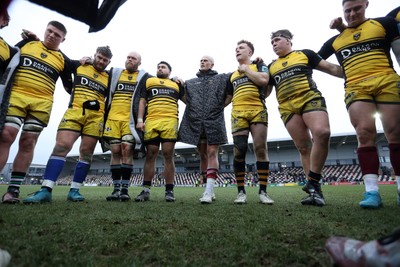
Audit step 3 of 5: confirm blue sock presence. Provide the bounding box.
[72,161,90,184]
[43,156,66,182]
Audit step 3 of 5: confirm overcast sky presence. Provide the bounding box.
[1,0,398,165]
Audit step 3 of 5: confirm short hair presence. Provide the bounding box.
[1,9,10,21]
[158,61,172,71]
[237,40,255,54]
[270,29,294,40]
[342,0,366,5]
[48,21,67,36]
[96,45,113,59]
[202,55,214,65]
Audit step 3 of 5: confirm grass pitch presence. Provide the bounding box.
[0,184,399,267]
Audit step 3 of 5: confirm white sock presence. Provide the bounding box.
[42,179,55,189]
[396,176,400,192]
[70,182,82,190]
[206,178,215,193]
[363,174,379,192]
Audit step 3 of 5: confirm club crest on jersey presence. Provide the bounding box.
[128,75,132,80]
[160,80,165,85]
[282,61,288,67]
[353,33,361,41]
[93,73,98,78]
[40,53,47,59]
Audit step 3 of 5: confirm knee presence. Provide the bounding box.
[19,134,38,151]
[207,147,218,160]
[52,143,71,156]
[297,143,311,156]
[0,127,17,144]
[314,128,331,144]
[145,148,157,161]
[163,152,174,162]
[161,148,174,162]
[208,152,217,162]
[233,136,248,161]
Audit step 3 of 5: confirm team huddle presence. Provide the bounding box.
[0,1,400,209]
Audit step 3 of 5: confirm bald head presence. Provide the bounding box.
[125,51,141,73]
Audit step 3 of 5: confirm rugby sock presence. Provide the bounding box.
[121,164,133,178]
[121,163,133,190]
[307,170,322,188]
[143,180,151,191]
[363,174,379,192]
[357,146,379,175]
[8,172,25,192]
[396,176,400,192]
[121,179,129,192]
[42,156,66,191]
[206,168,218,193]
[111,164,122,190]
[234,160,246,193]
[165,183,174,192]
[71,160,90,189]
[257,161,269,194]
[357,147,379,192]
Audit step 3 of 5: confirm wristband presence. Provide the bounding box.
[137,118,143,123]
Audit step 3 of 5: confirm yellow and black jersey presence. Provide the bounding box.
[318,17,399,85]
[268,49,322,104]
[0,37,17,76]
[69,62,109,112]
[11,40,72,100]
[107,70,138,120]
[227,62,268,110]
[138,76,184,120]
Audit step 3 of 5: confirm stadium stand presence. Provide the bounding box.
[44,164,393,188]
[1,132,395,187]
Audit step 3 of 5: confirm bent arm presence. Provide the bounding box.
[316,60,343,78]
[330,17,347,33]
[241,65,269,86]
[136,98,146,131]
